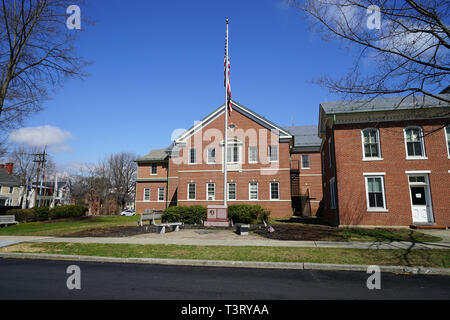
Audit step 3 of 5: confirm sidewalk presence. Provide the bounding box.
[1,235,449,250]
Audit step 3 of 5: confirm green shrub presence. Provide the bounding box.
[33,206,50,221]
[5,209,35,222]
[228,204,270,224]
[49,204,88,220]
[162,205,207,224]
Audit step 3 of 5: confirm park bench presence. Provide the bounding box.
[154,222,183,234]
[0,215,19,227]
[138,211,163,227]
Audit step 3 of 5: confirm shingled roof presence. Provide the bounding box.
[282,126,321,147]
[135,148,170,162]
[0,168,21,186]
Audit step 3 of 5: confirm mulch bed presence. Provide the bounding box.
[253,223,341,241]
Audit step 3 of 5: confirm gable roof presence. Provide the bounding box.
[135,148,170,162]
[282,126,321,147]
[175,100,292,143]
[0,168,21,186]
[320,94,450,115]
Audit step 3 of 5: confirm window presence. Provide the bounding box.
[9,186,14,194]
[249,182,258,200]
[188,183,196,200]
[227,145,239,163]
[328,139,332,168]
[207,183,215,200]
[269,145,278,162]
[301,155,310,169]
[270,182,280,200]
[189,148,196,164]
[158,188,165,201]
[151,163,157,175]
[207,148,216,164]
[330,178,336,209]
[365,175,387,211]
[228,183,236,200]
[404,127,425,158]
[143,188,150,201]
[445,126,450,157]
[248,146,258,163]
[362,128,381,159]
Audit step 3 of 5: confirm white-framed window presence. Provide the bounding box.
[445,126,450,158]
[301,155,310,169]
[269,145,278,162]
[188,183,196,200]
[249,182,258,200]
[364,174,387,211]
[248,146,258,163]
[9,186,14,194]
[362,128,382,159]
[207,183,215,200]
[329,177,336,209]
[151,163,157,175]
[227,145,240,163]
[143,188,150,201]
[189,148,197,164]
[404,127,426,159]
[328,139,332,168]
[207,148,216,164]
[158,188,165,202]
[270,182,280,200]
[228,182,236,200]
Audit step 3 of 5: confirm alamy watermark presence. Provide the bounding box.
[66,5,81,30]
[366,265,381,290]
[66,265,81,290]
[366,5,381,30]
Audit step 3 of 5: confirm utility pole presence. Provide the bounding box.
[32,150,47,207]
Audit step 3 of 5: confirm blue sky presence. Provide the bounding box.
[16,0,359,171]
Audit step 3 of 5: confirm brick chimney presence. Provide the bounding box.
[4,163,13,174]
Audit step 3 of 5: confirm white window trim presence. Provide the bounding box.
[188,183,196,200]
[206,183,215,201]
[404,126,427,160]
[364,174,388,212]
[270,181,280,200]
[227,145,241,164]
[9,187,14,194]
[445,126,450,159]
[158,188,165,202]
[143,188,150,202]
[361,128,383,161]
[228,182,236,200]
[248,146,258,164]
[268,145,279,163]
[301,155,310,169]
[189,148,197,165]
[207,148,216,164]
[249,182,258,201]
[328,139,332,168]
[151,163,158,175]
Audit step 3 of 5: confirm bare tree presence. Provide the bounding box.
[106,152,137,210]
[0,0,88,131]
[290,0,449,103]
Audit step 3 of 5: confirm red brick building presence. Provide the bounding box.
[135,101,323,219]
[319,94,450,227]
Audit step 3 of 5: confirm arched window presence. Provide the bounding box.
[404,127,426,158]
[362,128,381,159]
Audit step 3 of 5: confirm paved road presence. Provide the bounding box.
[0,258,449,301]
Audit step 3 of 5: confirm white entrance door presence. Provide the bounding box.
[408,175,433,224]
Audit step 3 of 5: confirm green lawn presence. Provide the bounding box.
[2,242,449,268]
[0,216,139,236]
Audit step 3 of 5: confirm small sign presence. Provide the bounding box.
[416,194,422,198]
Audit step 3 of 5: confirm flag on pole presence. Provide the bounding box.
[224,24,232,114]
[263,219,267,227]
[268,226,275,233]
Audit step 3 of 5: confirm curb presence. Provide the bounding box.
[0,252,449,275]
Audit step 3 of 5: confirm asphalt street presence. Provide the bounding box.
[0,258,448,300]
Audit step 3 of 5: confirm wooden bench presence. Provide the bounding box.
[138,211,163,227]
[155,222,182,234]
[0,215,19,227]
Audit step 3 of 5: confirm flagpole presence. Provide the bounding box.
[224,19,229,208]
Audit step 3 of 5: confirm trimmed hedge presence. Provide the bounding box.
[48,204,88,220]
[228,204,270,224]
[34,207,50,221]
[162,205,207,224]
[4,209,35,222]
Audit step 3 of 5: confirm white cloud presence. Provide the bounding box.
[8,125,73,152]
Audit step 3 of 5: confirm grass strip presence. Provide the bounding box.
[2,242,449,268]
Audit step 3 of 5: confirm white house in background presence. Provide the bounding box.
[0,163,22,207]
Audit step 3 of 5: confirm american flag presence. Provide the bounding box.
[268,226,275,233]
[263,219,267,227]
[224,27,232,114]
